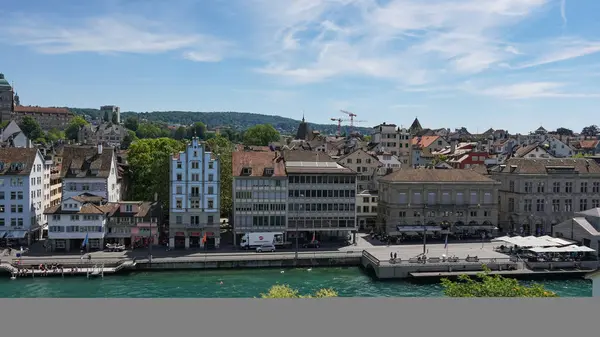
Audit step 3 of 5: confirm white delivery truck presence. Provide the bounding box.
[240,232,285,250]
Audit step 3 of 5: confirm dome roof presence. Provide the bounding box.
[0,73,11,88]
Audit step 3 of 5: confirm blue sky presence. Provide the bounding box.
[1,0,600,134]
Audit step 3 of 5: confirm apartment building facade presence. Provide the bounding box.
[371,123,412,164]
[231,150,287,245]
[377,169,500,237]
[0,148,48,244]
[11,106,74,131]
[60,144,121,202]
[284,151,358,243]
[490,158,600,235]
[104,201,161,248]
[356,190,377,231]
[337,149,382,192]
[45,195,111,251]
[169,138,220,249]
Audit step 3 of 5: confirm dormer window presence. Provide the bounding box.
[264,168,274,176]
[126,204,133,212]
[242,167,252,176]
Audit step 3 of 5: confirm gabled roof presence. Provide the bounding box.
[1,121,23,142]
[409,118,422,132]
[232,151,286,177]
[61,145,115,179]
[489,158,600,175]
[107,201,160,218]
[579,140,599,149]
[411,135,441,148]
[379,168,497,183]
[513,143,553,158]
[0,148,39,176]
[14,106,71,114]
[44,202,116,215]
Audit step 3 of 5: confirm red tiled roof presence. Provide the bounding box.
[579,140,599,149]
[232,151,286,177]
[411,135,440,148]
[14,106,71,114]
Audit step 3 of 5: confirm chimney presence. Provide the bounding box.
[27,139,32,148]
[451,140,457,153]
[98,143,103,155]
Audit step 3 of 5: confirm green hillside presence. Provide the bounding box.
[66,108,372,136]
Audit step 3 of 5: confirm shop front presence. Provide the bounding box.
[173,232,186,249]
[131,226,158,249]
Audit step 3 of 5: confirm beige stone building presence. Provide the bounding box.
[371,123,412,164]
[377,169,499,237]
[337,149,382,191]
[489,158,600,235]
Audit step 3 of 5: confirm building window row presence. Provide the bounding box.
[235,203,287,212]
[289,189,356,198]
[287,217,356,228]
[288,203,355,212]
[288,175,356,185]
[235,215,286,227]
[0,218,24,227]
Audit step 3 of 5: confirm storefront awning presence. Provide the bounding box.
[5,231,27,239]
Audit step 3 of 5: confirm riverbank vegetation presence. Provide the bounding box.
[441,267,558,297]
[260,285,338,298]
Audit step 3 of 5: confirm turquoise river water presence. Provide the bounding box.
[0,267,592,297]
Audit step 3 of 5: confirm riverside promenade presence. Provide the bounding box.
[1,235,597,280]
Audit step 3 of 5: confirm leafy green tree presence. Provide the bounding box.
[186,122,207,139]
[573,153,586,158]
[124,117,139,131]
[441,267,558,297]
[555,127,574,136]
[0,121,9,129]
[45,128,65,143]
[581,125,600,137]
[243,124,280,146]
[206,135,233,216]
[260,285,338,298]
[65,116,89,140]
[121,130,138,149]
[127,138,186,208]
[173,126,187,140]
[19,116,44,140]
[136,122,171,139]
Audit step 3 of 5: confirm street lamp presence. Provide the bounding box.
[422,205,428,255]
[295,194,304,262]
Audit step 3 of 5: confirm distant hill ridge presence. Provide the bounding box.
[66,108,372,136]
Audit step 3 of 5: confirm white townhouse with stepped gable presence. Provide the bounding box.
[169,137,221,249]
[0,147,48,244]
[60,144,121,202]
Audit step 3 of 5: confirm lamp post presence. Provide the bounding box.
[422,205,428,255]
[295,194,304,262]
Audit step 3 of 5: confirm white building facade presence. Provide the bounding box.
[0,148,47,244]
[45,196,108,251]
[60,145,121,202]
[169,137,221,249]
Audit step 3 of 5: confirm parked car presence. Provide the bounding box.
[256,243,276,253]
[303,240,320,249]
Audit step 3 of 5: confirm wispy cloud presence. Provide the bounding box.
[470,81,600,99]
[560,0,567,27]
[2,15,231,62]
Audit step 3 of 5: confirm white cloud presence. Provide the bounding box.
[3,15,230,62]
[472,81,600,99]
[250,0,556,85]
